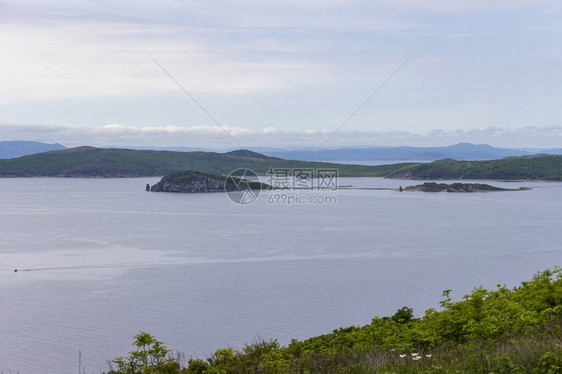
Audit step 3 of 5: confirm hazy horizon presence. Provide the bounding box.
[1,1,562,149]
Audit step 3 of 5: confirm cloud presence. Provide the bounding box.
[0,0,418,104]
[1,120,561,149]
[0,18,342,104]
[371,0,560,14]
[1,0,561,140]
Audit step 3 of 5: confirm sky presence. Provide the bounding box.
[1,0,562,149]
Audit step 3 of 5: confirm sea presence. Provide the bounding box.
[0,175,560,372]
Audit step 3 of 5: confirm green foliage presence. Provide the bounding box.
[391,155,562,180]
[108,331,187,374]
[151,170,269,191]
[405,182,513,192]
[3,146,560,180]
[108,268,562,373]
[0,147,410,177]
[535,352,561,374]
[392,307,415,324]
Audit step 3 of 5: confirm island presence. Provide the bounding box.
[404,182,529,192]
[149,170,268,192]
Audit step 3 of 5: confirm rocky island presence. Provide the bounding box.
[149,170,268,192]
[404,182,528,192]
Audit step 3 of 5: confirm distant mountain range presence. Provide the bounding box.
[2,140,562,162]
[256,143,562,161]
[0,141,66,159]
[0,145,561,180]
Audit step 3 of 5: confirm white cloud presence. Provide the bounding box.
[0,19,339,103]
[361,0,560,14]
[1,0,561,141]
[1,120,561,149]
[0,0,420,104]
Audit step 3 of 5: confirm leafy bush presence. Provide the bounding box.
[107,267,562,373]
[108,332,187,374]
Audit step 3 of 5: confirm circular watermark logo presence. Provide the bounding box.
[225,168,262,205]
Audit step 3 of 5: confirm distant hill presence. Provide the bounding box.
[261,143,561,161]
[0,147,402,177]
[0,146,560,180]
[387,155,562,181]
[105,145,211,152]
[222,149,277,160]
[0,141,66,159]
[536,147,562,155]
[94,143,562,162]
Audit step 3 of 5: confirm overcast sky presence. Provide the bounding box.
[1,0,561,149]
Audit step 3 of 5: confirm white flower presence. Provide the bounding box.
[411,353,420,356]
[399,354,406,358]
[425,354,432,357]
[412,356,421,361]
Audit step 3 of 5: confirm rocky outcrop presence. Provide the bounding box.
[151,171,232,192]
[405,182,511,192]
[150,170,267,193]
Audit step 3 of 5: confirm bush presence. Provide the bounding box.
[107,268,562,373]
[107,332,187,374]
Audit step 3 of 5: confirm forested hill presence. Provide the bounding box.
[0,147,403,177]
[386,155,562,181]
[0,146,560,180]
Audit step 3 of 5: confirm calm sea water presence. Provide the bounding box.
[0,177,560,373]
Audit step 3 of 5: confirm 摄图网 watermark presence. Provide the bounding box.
[225,167,339,205]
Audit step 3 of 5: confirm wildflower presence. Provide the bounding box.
[411,353,420,357]
[412,356,421,361]
[425,354,432,357]
[399,354,406,358]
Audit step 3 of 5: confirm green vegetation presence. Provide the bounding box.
[150,170,268,192]
[1,147,561,180]
[106,267,562,373]
[0,147,409,177]
[388,155,562,181]
[404,182,526,192]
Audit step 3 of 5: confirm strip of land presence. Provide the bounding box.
[0,147,561,180]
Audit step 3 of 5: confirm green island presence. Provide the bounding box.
[150,170,268,192]
[105,268,561,373]
[404,182,529,192]
[1,147,562,180]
